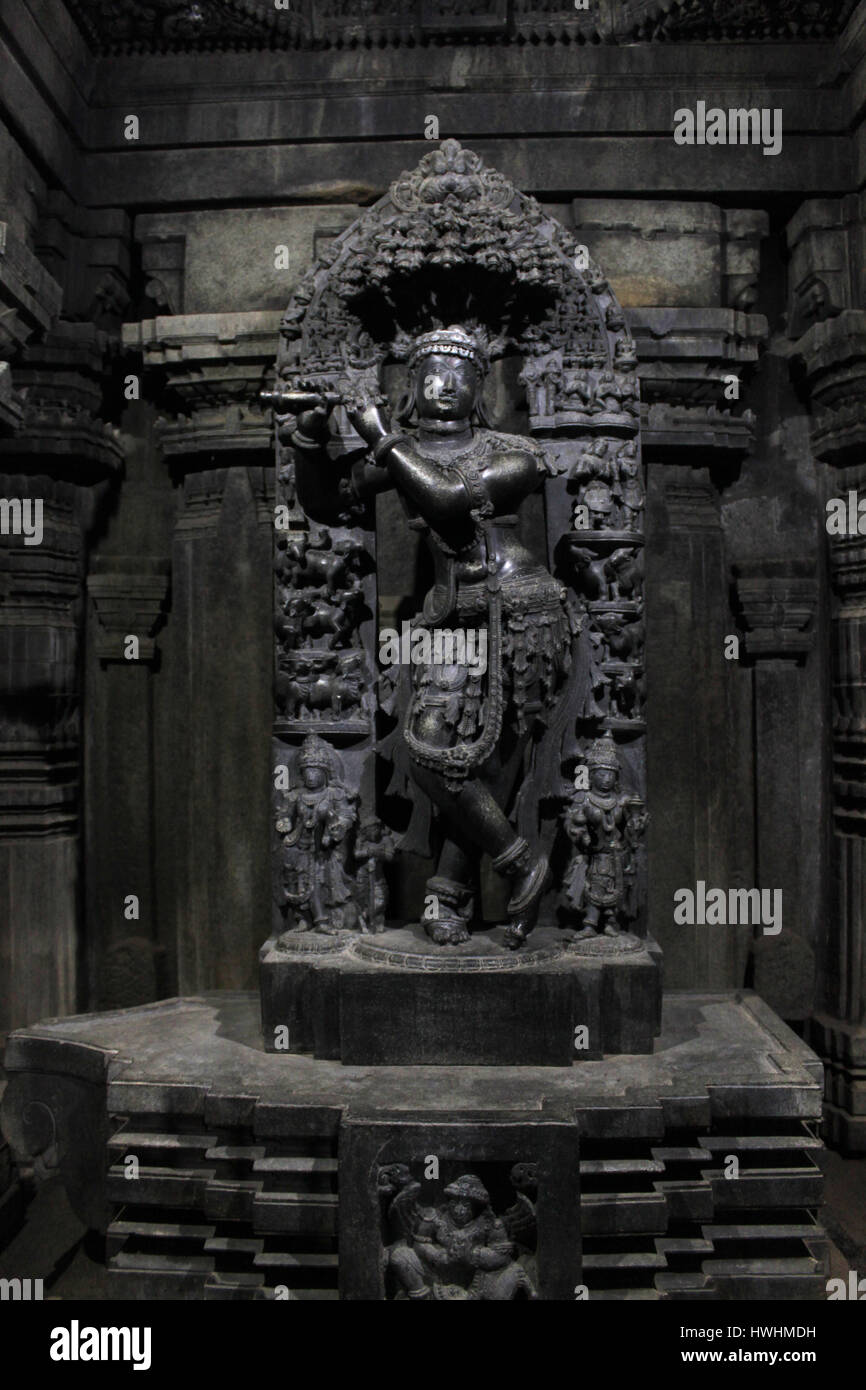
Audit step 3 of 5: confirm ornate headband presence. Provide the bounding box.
[407,325,489,375]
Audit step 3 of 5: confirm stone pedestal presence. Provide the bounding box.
[260,927,663,1064]
[1,990,827,1301]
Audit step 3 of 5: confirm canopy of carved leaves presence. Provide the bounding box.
[277,141,632,388]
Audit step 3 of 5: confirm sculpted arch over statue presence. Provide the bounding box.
[267,139,647,960]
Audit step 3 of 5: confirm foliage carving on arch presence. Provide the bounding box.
[277,139,637,393]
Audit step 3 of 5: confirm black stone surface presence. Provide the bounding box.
[259,926,663,1064]
[1,991,827,1300]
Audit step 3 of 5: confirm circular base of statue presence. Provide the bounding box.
[273,929,350,955]
[351,923,568,972]
[566,929,642,957]
[259,925,663,1066]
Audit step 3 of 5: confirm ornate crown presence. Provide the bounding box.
[407,324,489,375]
[443,1173,490,1205]
[587,737,620,771]
[297,734,333,771]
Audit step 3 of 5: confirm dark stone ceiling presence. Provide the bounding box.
[64,0,859,54]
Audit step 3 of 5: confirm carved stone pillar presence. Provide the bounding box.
[568,206,771,987]
[789,197,866,1142]
[630,304,768,989]
[122,311,277,992]
[0,325,122,1033]
[85,559,170,1008]
[733,562,819,1020]
[795,296,866,1150]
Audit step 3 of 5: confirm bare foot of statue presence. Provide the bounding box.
[429,920,471,946]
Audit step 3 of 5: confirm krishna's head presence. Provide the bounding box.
[402,325,489,428]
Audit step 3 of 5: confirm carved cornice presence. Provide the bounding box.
[124,311,279,372]
[733,561,818,661]
[63,0,857,52]
[123,311,278,460]
[630,307,767,402]
[642,401,755,455]
[628,307,765,457]
[0,329,124,480]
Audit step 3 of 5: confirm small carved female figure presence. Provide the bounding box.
[613,441,644,532]
[285,325,573,948]
[354,818,396,934]
[276,734,357,935]
[564,737,647,937]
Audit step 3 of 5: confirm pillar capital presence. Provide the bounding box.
[733,560,818,662]
[123,311,279,464]
[87,559,171,665]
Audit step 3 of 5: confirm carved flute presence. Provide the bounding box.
[260,388,343,412]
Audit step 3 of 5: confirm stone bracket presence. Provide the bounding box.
[87,559,171,664]
[123,311,280,460]
[733,561,818,661]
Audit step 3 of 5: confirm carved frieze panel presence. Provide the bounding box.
[66,0,857,52]
[339,1117,580,1301]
